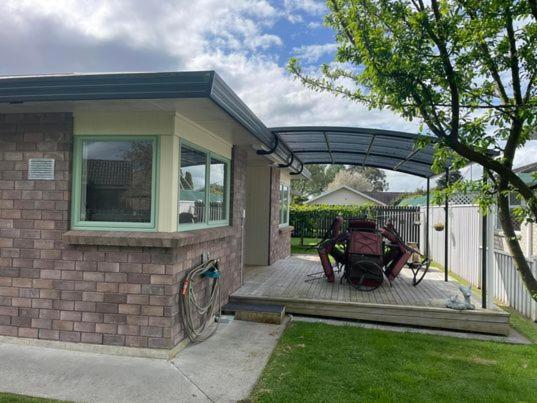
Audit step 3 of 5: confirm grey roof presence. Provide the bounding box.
[0,72,438,179]
[514,162,537,173]
[0,71,306,176]
[271,126,436,178]
[362,191,407,205]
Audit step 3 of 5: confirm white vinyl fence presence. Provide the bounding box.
[420,205,481,286]
[421,204,537,321]
[493,251,537,321]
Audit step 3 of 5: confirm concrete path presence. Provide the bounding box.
[172,318,288,402]
[0,317,288,402]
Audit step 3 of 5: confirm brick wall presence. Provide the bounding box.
[269,167,292,264]
[0,113,245,350]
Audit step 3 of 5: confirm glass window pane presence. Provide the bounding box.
[80,139,153,223]
[279,184,289,225]
[209,158,227,221]
[179,146,207,224]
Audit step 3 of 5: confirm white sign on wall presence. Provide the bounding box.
[28,158,55,180]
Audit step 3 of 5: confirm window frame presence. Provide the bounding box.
[71,135,159,231]
[279,183,290,227]
[178,139,231,231]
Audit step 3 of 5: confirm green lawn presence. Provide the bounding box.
[291,237,321,255]
[251,321,537,403]
[0,393,65,403]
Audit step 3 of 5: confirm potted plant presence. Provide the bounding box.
[433,222,445,231]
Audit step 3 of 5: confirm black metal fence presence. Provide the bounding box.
[290,205,421,246]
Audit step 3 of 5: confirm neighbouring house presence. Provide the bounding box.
[0,71,307,352]
[306,185,405,206]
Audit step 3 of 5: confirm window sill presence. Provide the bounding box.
[279,225,294,234]
[63,226,236,248]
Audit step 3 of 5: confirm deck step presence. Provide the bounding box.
[230,295,511,336]
[222,302,285,324]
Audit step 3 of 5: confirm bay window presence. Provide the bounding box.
[179,141,230,229]
[72,136,158,230]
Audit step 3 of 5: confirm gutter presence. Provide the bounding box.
[0,70,310,179]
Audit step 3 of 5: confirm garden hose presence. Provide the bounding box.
[180,259,221,343]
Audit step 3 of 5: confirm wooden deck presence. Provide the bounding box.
[231,255,510,335]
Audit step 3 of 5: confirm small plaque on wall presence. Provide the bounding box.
[28,158,55,180]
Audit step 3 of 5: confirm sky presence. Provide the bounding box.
[1,0,535,191]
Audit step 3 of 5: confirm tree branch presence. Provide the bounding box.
[429,0,460,140]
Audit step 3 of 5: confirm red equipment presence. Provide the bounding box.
[316,217,430,291]
[316,216,346,282]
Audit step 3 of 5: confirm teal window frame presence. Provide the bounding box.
[71,135,159,231]
[279,183,290,226]
[178,139,231,231]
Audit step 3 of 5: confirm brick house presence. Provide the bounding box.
[0,72,305,354]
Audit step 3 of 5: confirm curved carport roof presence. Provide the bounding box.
[270,126,436,178]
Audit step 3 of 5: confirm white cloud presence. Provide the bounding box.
[293,43,338,63]
[2,0,532,192]
[284,0,326,15]
[283,0,326,23]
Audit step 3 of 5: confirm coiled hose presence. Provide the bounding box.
[180,259,221,343]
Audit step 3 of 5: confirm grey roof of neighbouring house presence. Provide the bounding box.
[514,162,537,173]
[362,191,407,205]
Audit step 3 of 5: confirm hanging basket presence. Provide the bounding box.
[433,223,445,231]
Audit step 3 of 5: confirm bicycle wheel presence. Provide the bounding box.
[348,260,383,291]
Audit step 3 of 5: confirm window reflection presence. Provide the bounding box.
[179,146,207,224]
[209,158,227,221]
[81,140,153,223]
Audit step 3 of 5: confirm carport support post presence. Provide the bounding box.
[444,166,449,282]
[481,171,488,309]
[425,178,430,259]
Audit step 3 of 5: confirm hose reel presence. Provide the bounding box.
[180,259,221,343]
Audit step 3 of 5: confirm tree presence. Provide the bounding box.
[292,164,343,196]
[436,169,463,190]
[327,169,374,191]
[289,0,537,300]
[348,166,388,191]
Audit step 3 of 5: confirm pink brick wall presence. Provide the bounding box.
[0,113,246,350]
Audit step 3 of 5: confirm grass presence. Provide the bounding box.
[505,307,537,343]
[291,237,321,255]
[0,393,65,403]
[251,321,537,403]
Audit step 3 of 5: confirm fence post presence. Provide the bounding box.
[486,207,496,309]
[530,256,537,322]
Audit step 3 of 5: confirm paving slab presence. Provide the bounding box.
[0,342,209,403]
[172,317,289,402]
[0,317,287,402]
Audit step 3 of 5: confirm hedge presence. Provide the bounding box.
[289,204,375,239]
[289,204,422,242]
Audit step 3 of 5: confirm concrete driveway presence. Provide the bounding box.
[0,317,287,402]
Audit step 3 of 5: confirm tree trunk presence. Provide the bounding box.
[497,179,537,302]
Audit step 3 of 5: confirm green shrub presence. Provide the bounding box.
[290,204,375,238]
